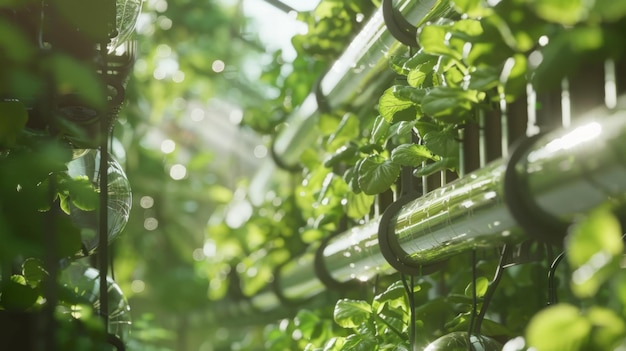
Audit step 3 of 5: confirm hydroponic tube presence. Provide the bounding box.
[255,101,626,307]
[272,0,449,169]
[391,104,626,266]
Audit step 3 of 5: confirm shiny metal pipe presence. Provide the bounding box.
[523,113,626,222]
[391,102,626,265]
[320,218,391,283]
[272,0,449,169]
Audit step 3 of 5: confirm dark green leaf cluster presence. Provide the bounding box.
[0,3,132,348]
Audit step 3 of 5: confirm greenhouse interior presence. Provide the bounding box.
[1,0,626,350]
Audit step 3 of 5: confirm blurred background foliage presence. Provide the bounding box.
[112,0,379,350]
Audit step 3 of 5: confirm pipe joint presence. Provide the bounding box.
[503,134,569,246]
[314,225,360,291]
[378,193,444,275]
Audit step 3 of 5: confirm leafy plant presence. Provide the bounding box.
[249,0,626,349]
[521,208,626,351]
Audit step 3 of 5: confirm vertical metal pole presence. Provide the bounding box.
[478,109,487,167]
[98,0,118,333]
[526,83,540,136]
[98,46,110,332]
[561,78,571,128]
[605,59,617,109]
[458,128,465,177]
[499,94,509,156]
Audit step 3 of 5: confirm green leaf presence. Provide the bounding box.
[1,275,40,310]
[586,306,626,350]
[301,147,322,170]
[345,191,374,219]
[567,208,623,298]
[320,112,342,135]
[526,304,591,351]
[407,70,427,88]
[379,86,414,123]
[414,157,459,177]
[317,113,341,135]
[393,86,426,104]
[443,64,466,87]
[376,303,408,338]
[421,87,482,123]
[324,145,359,168]
[389,55,410,75]
[466,66,499,91]
[334,299,372,329]
[341,333,378,351]
[464,276,489,298]
[373,280,410,314]
[295,309,322,340]
[375,280,407,301]
[0,20,35,62]
[418,24,462,60]
[59,193,71,215]
[343,165,361,193]
[423,129,459,159]
[451,0,493,18]
[359,143,384,154]
[357,154,401,195]
[529,0,588,25]
[0,100,28,146]
[59,175,99,211]
[22,258,47,288]
[413,121,440,139]
[327,113,360,149]
[371,115,391,145]
[591,0,626,22]
[489,1,544,52]
[451,19,484,39]
[389,121,418,140]
[317,172,336,205]
[391,144,435,167]
[403,50,437,71]
[322,337,346,351]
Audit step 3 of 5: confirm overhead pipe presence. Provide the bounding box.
[271,0,451,169]
[252,100,626,311]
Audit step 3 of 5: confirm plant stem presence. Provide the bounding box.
[474,245,510,334]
